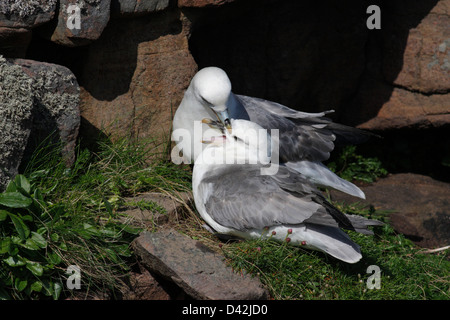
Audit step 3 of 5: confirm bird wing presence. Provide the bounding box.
[236,94,377,162]
[198,164,351,231]
[236,95,336,162]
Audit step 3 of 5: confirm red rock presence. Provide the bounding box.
[79,10,197,143]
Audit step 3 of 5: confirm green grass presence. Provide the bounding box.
[1,133,448,300]
[327,145,388,183]
[0,134,192,299]
[220,203,449,300]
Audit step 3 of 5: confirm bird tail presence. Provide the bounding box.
[285,160,366,199]
[344,214,384,235]
[300,224,363,264]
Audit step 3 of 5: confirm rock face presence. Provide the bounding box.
[0,56,34,191]
[328,173,450,248]
[132,229,270,300]
[343,0,450,130]
[189,0,370,115]
[0,56,80,190]
[79,10,197,142]
[14,59,80,167]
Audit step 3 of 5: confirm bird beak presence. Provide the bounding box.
[212,108,232,132]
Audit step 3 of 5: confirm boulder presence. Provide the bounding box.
[328,173,450,248]
[0,0,56,57]
[45,0,111,47]
[0,0,57,29]
[0,56,34,191]
[111,0,170,16]
[13,59,80,167]
[132,229,270,300]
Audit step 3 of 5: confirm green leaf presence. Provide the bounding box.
[33,188,45,209]
[83,223,101,236]
[103,197,114,217]
[3,255,27,267]
[0,210,8,221]
[14,277,28,292]
[50,233,59,242]
[30,232,47,249]
[0,237,11,254]
[14,175,31,195]
[0,192,32,208]
[7,212,30,240]
[26,261,44,276]
[100,227,119,238]
[48,252,62,265]
[52,282,62,300]
[30,280,43,293]
[5,179,17,192]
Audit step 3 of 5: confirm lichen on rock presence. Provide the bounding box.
[0,0,57,18]
[0,55,33,191]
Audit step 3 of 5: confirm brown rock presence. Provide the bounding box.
[328,173,450,248]
[382,1,450,93]
[354,78,450,131]
[132,229,270,300]
[79,10,197,143]
[344,0,450,130]
[123,268,171,300]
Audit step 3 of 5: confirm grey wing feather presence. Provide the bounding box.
[237,95,337,162]
[236,95,378,161]
[200,165,382,234]
[200,165,323,231]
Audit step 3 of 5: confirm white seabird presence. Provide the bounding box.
[192,118,383,264]
[173,67,372,199]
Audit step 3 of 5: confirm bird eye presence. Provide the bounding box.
[201,96,213,106]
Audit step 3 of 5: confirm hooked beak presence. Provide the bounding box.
[211,108,232,132]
